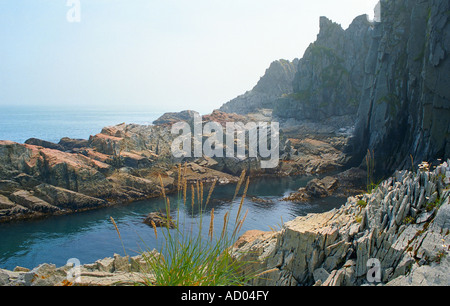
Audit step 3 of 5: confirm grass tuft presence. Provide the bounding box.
[112,168,260,286]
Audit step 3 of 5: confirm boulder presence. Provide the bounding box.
[153,110,198,126]
[58,137,89,151]
[143,212,176,229]
[25,138,64,151]
[305,176,338,198]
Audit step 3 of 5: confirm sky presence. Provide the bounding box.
[0,0,380,114]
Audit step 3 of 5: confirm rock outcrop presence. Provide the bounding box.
[274,15,373,121]
[351,0,450,174]
[232,161,450,286]
[2,108,350,222]
[3,161,448,286]
[0,121,240,223]
[152,110,198,126]
[0,252,159,286]
[219,59,298,115]
[282,167,367,202]
[143,212,176,229]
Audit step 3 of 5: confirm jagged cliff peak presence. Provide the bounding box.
[317,14,372,40]
[219,13,373,119]
[252,59,299,95]
[218,58,298,115]
[274,13,373,121]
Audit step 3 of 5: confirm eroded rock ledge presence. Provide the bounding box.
[232,161,450,286]
[0,252,159,286]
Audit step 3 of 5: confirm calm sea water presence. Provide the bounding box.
[0,106,346,271]
[0,175,346,271]
[0,106,163,144]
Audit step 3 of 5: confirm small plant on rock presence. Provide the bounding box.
[426,197,442,212]
[403,216,415,225]
[418,161,430,172]
[357,200,367,209]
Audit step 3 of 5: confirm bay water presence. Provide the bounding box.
[0,106,346,271]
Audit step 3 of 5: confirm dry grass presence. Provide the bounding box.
[142,166,257,286]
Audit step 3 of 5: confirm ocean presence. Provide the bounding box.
[0,105,163,144]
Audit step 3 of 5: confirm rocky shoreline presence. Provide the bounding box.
[0,252,159,286]
[231,161,450,286]
[0,107,367,286]
[1,161,448,286]
[1,0,448,287]
[0,109,353,224]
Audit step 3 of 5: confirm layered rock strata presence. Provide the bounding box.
[232,161,450,286]
[0,252,159,286]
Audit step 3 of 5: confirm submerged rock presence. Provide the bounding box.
[143,212,176,229]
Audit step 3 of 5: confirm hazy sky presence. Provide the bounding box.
[0,0,379,114]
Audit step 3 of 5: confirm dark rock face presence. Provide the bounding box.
[273,15,373,121]
[219,59,298,115]
[143,212,176,229]
[58,137,89,151]
[25,138,64,151]
[351,0,450,174]
[219,1,449,176]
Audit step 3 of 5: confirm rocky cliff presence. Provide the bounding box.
[219,14,373,122]
[274,15,373,121]
[351,0,450,174]
[219,0,449,177]
[219,59,298,115]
